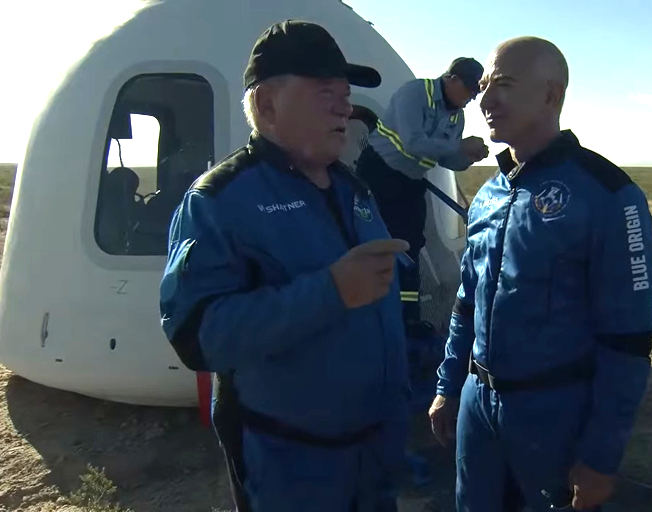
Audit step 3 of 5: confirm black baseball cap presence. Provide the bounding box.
[446,57,484,95]
[243,20,382,90]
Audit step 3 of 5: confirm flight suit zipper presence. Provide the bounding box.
[328,185,388,418]
[485,166,522,369]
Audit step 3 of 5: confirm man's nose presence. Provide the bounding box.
[479,86,495,112]
[334,95,353,118]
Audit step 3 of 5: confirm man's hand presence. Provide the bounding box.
[568,462,616,510]
[330,238,409,309]
[429,394,460,447]
[472,142,490,162]
[460,136,489,163]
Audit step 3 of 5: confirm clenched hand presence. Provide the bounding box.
[568,462,616,510]
[429,394,460,447]
[461,136,489,163]
[330,238,409,309]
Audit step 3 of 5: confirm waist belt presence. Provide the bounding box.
[469,354,595,393]
[211,372,383,512]
[239,404,382,448]
[212,372,382,448]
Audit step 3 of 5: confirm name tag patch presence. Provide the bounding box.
[257,201,307,214]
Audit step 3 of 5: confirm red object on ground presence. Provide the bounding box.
[196,371,212,427]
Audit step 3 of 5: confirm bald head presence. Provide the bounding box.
[479,36,569,160]
[493,37,568,92]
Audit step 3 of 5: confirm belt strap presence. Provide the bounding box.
[213,372,382,449]
[469,354,595,393]
[239,405,382,448]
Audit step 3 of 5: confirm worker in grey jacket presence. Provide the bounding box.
[356,57,489,323]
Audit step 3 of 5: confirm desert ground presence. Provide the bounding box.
[0,163,651,511]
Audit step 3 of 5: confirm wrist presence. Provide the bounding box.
[435,390,461,401]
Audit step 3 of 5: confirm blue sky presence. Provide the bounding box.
[347,0,652,165]
[0,0,650,166]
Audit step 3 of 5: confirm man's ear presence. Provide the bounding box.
[546,80,565,109]
[255,84,276,127]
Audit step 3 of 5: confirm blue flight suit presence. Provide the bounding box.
[159,134,410,511]
[436,130,652,511]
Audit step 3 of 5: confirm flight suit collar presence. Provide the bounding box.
[496,129,581,179]
[247,131,370,196]
[247,131,297,175]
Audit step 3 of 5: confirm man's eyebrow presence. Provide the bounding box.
[480,74,516,89]
[492,74,517,83]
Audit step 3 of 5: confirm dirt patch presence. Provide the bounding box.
[0,364,80,512]
[0,364,235,511]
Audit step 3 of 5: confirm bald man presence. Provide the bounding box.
[429,37,652,512]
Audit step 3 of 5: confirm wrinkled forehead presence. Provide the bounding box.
[480,47,535,87]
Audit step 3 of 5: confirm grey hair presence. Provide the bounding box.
[242,75,291,131]
[242,85,260,130]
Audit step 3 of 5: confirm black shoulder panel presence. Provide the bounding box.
[191,145,260,197]
[575,147,632,193]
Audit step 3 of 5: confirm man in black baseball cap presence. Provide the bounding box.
[446,56,484,99]
[184,19,411,512]
[238,19,383,175]
[243,19,381,90]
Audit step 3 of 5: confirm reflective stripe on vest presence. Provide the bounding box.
[374,78,439,170]
[376,120,436,170]
[400,291,419,302]
[424,78,435,109]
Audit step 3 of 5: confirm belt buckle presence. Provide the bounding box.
[473,359,497,391]
[487,372,497,391]
[473,359,489,373]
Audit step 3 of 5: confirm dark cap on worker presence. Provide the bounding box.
[446,57,484,95]
[243,20,382,91]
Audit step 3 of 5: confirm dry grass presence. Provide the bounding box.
[457,165,497,202]
[0,163,14,219]
[67,465,133,512]
[459,166,652,205]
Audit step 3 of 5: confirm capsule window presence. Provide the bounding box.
[95,73,215,256]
